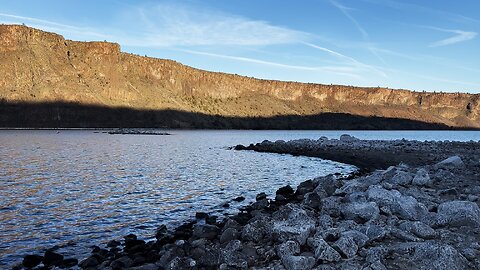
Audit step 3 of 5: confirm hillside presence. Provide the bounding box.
[0,24,479,129]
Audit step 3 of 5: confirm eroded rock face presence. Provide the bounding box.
[1,25,480,129]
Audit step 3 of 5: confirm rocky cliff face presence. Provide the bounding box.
[0,24,479,128]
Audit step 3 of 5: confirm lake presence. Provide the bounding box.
[1,130,479,267]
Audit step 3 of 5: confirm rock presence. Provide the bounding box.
[412,168,432,186]
[256,192,267,201]
[241,217,272,243]
[342,202,380,223]
[43,250,64,266]
[193,224,220,240]
[321,196,342,218]
[318,214,333,229]
[314,175,337,196]
[399,221,436,239]
[272,204,316,245]
[276,240,301,259]
[437,201,480,227]
[22,255,43,268]
[60,258,78,268]
[313,238,342,262]
[129,263,159,270]
[390,228,422,242]
[107,239,121,247]
[166,257,197,270]
[388,170,413,185]
[342,230,369,248]
[220,240,248,269]
[220,228,238,244]
[277,185,294,197]
[333,235,358,258]
[296,180,316,196]
[364,260,388,270]
[281,255,315,270]
[340,134,358,142]
[390,242,470,270]
[390,195,428,221]
[359,224,387,243]
[195,212,209,219]
[366,185,401,206]
[434,155,465,169]
[111,256,133,270]
[302,192,322,209]
[79,256,99,268]
[233,196,245,202]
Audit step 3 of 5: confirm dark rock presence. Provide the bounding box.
[436,200,480,227]
[272,204,315,245]
[174,222,195,239]
[276,240,301,260]
[302,192,322,209]
[233,196,245,202]
[111,256,133,270]
[22,254,43,268]
[342,202,380,223]
[206,215,218,225]
[193,224,220,240]
[276,185,294,196]
[281,255,315,270]
[241,217,272,243]
[60,258,78,268]
[220,228,239,244]
[43,250,64,266]
[333,235,358,258]
[399,221,436,239]
[195,212,208,219]
[256,192,267,201]
[295,180,315,196]
[107,240,121,248]
[79,256,99,269]
[312,238,342,262]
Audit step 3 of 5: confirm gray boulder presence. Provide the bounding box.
[437,201,480,227]
[412,168,432,186]
[193,224,220,240]
[272,204,316,245]
[241,217,272,243]
[399,221,436,239]
[313,238,342,262]
[276,240,300,259]
[390,195,428,221]
[281,255,315,270]
[388,170,413,185]
[333,235,358,258]
[366,185,401,206]
[434,155,465,170]
[303,192,322,209]
[342,202,380,223]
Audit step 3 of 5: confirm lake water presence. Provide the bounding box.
[1,130,479,267]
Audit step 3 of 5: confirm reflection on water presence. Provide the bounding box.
[0,130,479,266]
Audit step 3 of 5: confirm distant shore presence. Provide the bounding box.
[14,136,480,269]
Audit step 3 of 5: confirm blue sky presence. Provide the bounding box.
[1,0,480,93]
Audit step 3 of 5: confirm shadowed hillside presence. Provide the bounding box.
[0,101,464,130]
[0,24,479,129]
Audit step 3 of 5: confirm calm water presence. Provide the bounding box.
[0,130,479,266]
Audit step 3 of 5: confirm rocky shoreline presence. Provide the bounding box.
[15,136,480,269]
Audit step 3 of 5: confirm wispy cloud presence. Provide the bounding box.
[0,13,110,40]
[426,26,477,47]
[124,3,309,47]
[178,49,362,79]
[329,0,368,39]
[360,0,480,24]
[303,42,387,78]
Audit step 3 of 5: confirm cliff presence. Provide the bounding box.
[1,24,479,129]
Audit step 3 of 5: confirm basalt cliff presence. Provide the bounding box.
[0,24,479,129]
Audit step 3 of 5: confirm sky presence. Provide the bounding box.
[1,0,480,93]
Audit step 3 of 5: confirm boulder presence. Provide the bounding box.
[434,156,465,170]
[276,240,301,259]
[399,221,436,239]
[341,202,380,223]
[22,255,43,268]
[342,230,369,248]
[390,195,428,221]
[241,217,272,243]
[388,170,413,185]
[366,185,401,206]
[333,235,358,258]
[272,204,316,245]
[281,255,315,270]
[79,256,100,269]
[193,224,220,240]
[412,168,432,186]
[220,228,239,244]
[43,250,64,266]
[437,201,480,227]
[313,238,342,262]
[302,192,322,209]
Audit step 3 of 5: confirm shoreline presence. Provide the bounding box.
[14,136,480,269]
